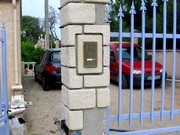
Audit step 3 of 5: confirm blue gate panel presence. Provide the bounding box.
[106,0,180,135]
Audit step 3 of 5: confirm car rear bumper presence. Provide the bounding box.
[45,73,61,84]
[125,73,167,86]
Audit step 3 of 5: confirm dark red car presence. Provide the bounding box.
[110,42,166,88]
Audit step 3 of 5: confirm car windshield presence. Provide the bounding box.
[51,51,60,62]
[116,46,151,60]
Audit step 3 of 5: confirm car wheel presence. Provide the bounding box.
[122,74,128,89]
[42,76,50,91]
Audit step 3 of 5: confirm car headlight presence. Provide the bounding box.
[160,69,163,73]
[133,70,141,74]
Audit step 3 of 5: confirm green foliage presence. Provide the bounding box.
[109,0,180,49]
[22,16,44,44]
[21,41,43,62]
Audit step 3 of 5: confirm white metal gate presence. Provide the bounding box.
[106,0,180,134]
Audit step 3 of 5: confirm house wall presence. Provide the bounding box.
[0,0,22,100]
[146,50,180,80]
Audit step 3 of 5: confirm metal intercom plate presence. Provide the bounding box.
[83,42,97,68]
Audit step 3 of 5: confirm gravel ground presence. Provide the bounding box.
[21,77,180,135]
[22,77,62,135]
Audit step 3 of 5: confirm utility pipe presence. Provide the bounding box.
[12,0,18,85]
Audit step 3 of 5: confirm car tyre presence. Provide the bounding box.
[42,76,50,91]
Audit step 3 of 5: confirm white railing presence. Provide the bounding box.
[22,62,36,77]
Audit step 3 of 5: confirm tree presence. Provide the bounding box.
[109,0,180,49]
[49,6,60,41]
[21,41,44,62]
[22,16,44,44]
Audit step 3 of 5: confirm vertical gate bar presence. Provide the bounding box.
[150,0,158,124]
[140,0,146,125]
[118,4,124,127]
[0,28,2,116]
[106,107,110,135]
[171,0,177,121]
[161,0,168,123]
[129,1,136,126]
[1,24,9,135]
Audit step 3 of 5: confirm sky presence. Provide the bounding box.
[22,0,61,39]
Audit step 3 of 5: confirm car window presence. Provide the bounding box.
[116,46,151,60]
[51,51,60,62]
[42,51,49,62]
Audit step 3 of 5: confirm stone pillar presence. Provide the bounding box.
[60,0,110,134]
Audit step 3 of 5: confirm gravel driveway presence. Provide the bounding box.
[23,77,62,135]
[22,77,180,135]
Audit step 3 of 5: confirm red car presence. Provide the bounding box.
[110,42,166,88]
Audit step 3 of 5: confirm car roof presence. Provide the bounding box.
[110,42,140,48]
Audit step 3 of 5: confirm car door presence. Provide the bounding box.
[36,50,50,80]
[110,48,119,81]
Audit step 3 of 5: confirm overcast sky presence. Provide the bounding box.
[22,0,61,39]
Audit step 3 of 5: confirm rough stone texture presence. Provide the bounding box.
[61,47,76,67]
[67,88,96,109]
[60,3,95,27]
[85,0,110,3]
[84,25,110,45]
[81,108,106,135]
[103,46,110,66]
[77,35,103,74]
[64,106,83,130]
[61,25,82,46]
[61,85,68,106]
[61,67,83,89]
[95,4,107,25]
[61,0,110,7]
[84,67,110,87]
[97,88,110,107]
[0,1,22,100]
[60,0,81,7]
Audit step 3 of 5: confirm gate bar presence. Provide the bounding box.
[129,1,136,126]
[1,23,9,135]
[118,4,124,127]
[171,0,177,121]
[161,0,168,123]
[140,0,146,125]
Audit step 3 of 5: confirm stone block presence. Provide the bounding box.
[61,85,68,106]
[61,0,110,6]
[60,3,95,27]
[67,88,96,110]
[61,25,82,46]
[97,88,110,107]
[62,67,83,88]
[61,47,76,67]
[77,35,103,74]
[64,106,83,130]
[84,25,110,45]
[85,0,110,3]
[61,0,81,7]
[103,46,110,66]
[84,67,110,87]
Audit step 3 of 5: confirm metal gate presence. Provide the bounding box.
[0,24,9,135]
[106,0,180,134]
